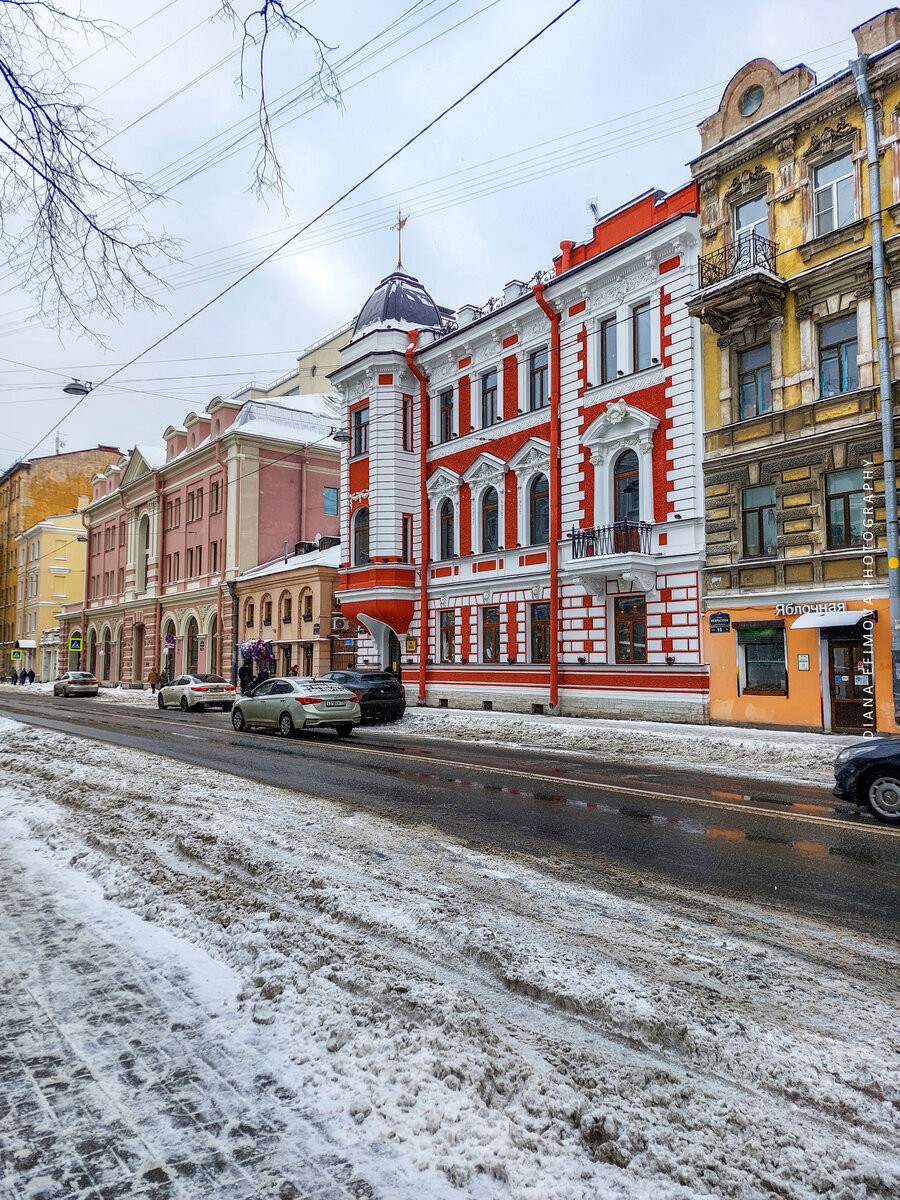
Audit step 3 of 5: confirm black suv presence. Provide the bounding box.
[833,736,900,823]
[319,670,406,723]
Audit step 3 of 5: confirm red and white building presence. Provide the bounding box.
[333,186,709,721]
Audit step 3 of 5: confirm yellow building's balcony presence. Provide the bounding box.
[688,233,788,335]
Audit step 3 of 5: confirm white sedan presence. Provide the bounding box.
[231,676,360,738]
[157,673,236,712]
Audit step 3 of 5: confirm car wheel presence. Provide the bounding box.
[278,711,294,738]
[179,696,189,712]
[335,723,354,738]
[231,707,246,732]
[157,693,166,709]
[865,770,900,824]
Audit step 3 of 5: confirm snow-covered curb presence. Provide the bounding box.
[0,681,157,704]
[367,706,858,787]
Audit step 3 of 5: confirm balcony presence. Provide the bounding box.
[563,521,657,594]
[687,233,787,336]
[570,521,651,558]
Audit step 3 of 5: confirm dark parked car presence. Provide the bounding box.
[833,736,900,823]
[318,670,406,723]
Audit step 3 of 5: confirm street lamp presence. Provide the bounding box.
[62,379,92,396]
[329,426,351,443]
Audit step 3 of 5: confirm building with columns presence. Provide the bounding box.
[332,185,710,721]
[688,8,900,734]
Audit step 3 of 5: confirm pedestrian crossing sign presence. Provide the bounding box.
[10,649,22,660]
[68,636,83,651]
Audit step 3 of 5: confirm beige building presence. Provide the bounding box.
[14,512,87,679]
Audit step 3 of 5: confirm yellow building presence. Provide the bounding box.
[688,9,900,735]
[14,512,87,679]
[0,446,120,658]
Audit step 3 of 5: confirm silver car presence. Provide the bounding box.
[231,676,360,738]
[53,671,99,697]
[158,673,236,712]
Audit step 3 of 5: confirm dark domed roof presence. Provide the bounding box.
[354,267,444,336]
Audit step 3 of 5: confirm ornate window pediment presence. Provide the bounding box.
[582,400,658,466]
[425,465,461,501]
[461,452,506,490]
[507,436,550,481]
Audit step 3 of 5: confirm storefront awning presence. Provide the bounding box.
[790,610,868,630]
[16,639,36,648]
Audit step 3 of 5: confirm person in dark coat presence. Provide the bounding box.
[27,669,35,684]
[238,662,252,694]
[18,669,27,685]
[255,666,269,689]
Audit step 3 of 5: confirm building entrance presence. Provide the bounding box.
[828,639,866,734]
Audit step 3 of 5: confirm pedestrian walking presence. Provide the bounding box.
[27,669,35,685]
[148,666,159,694]
[18,669,27,686]
[238,662,252,694]
[9,670,17,685]
[158,671,169,691]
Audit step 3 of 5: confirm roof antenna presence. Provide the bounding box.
[391,208,408,268]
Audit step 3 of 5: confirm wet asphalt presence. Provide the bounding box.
[1,691,898,936]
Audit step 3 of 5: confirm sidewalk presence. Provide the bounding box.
[366,705,860,786]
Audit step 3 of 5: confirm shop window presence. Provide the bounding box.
[439,389,454,443]
[633,301,651,371]
[352,405,369,456]
[481,370,498,428]
[481,487,499,553]
[323,486,339,516]
[529,348,549,411]
[738,343,772,419]
[826,468,865,549]
[600,316,617,383]
[439,610,455,662]
[813,153,854,237]
[482,605,500,662]
[439,498,455,560]
[614,595,646,664]
[530,602,550,663]
[529,475,549,545]
[742,485,777,558]
[738,626,787,695]
[352,508,369,566]
[819,313,858,398]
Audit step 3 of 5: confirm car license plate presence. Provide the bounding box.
[325,698,344,707]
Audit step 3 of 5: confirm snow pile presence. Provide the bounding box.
[0,718,897,1199]
[0,681,157,705]
[373,706,858,785]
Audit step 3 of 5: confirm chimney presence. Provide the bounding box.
[853,8,900,54]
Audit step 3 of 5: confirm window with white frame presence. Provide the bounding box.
[481,487,499,552]
[633,301,652,371]
[813,153,854,236]
[600,316,617,383]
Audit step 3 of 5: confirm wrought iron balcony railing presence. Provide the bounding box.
[698,233,778,289]
[570,521,652,559]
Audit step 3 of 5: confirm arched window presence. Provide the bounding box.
[529,474,549,545]
[613,450,640,523]
[186,617,199,674]
[101,628,112,679]
[88,629,98,676]
[439,499,455,560]
[353,508,369,566]
[136,514,150,592]
[161,621,175,679]
[209,615,219,675]
[481,487,499,553]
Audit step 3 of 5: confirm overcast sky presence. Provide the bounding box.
[0,0,883,468]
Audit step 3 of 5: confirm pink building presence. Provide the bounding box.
[62,386,343,684]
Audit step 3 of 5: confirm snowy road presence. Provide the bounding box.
[0,716,898,1200]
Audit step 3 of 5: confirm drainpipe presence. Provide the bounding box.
[533,283,562,712]
[225,580,239,685]
[852,54,900,723]
[406,330,430,704]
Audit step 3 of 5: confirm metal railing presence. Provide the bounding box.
[570,521,652,558]
[698,233,778,289]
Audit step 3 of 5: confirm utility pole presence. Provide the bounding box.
[852,54,900,723]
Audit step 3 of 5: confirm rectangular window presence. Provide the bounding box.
[210,540,218,574]
[119,521,126,547]
[481,370,498,428]
[173,551,180,580]
[196,488,203,519]
[166,501,173,529]
[187,492,195,522]
[166,554,172,583]
[118,568,124,593]
[530,602,551,663]
[439,609,455,662]
[186,548,193,577]
[738,343,772,420]
[483,605,500,663]
[195,546,202,576]
[813,153,854,237]
[402,396,414,452]
[742,485,777,558]
[283,596,292,623]
[174,498,181,527]
[529,348,549,411]
[633,301,651,371]
[211,481,221,513]
[826,468,865,549]
[323,486,339,516]
[600,316,617,383]
[401,514,413,563]
[819,313,859,398]
[263,600,272,626]
[738,626,787,694]
[352,405,369,456]
[439,389,454,443]
[614,596,646,664]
